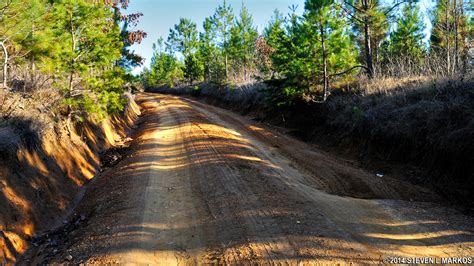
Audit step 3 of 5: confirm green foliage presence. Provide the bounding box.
[211,0,234,80]
[431,0,454,49]
[332,0,390,78]
[387,3,426,60]
[211,0,234,54]
[0,0,39,44]
[43,0,126,117]
[0,1,48,66]
[228,3,259,79]
[0,0,142,128]
[167,18,199,57]
[184,53,204,84]
[265,0,357,105]
[143,38,184,87]
[99,91,128,114]
[198,17,225,83]
[191,85,202,96]
[264,9,285,44]
[49,1,122,83]
[118,16,146,71]
[0,0,145,120]
[167,18,204,84]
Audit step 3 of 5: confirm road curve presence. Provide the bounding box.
[38,93,474,264]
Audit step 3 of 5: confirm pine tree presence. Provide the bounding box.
[305,0,357,101]
[184,53,204,84]
[265,0,357,104]
[117,11,147,71]
[229,3,258,81]
[146,38,183,87]
[167,18,203,83]
[167,18,199,58]
[266,7,303,86]
[211,0,234,81]
[47,0,125,118]
[0,0,146,118]
[199,17,220,82]
[0,0,41,88]
[264,9,285,44]
[340,0,389,78]
[388,3,426,61]
[431,0,470,74]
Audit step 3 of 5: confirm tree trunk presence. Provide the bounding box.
[225,53,228,80]
[445,0,451,75]
[459,0,468,75]
[373,38,378,75]
[453,0,459,72]
[30,55,36,86]
[68,72,74,95]
[364,21,374,78]
[243,56,247,82]
[320,22,329,102]
[1,42,8,89]
[363,0,374,79]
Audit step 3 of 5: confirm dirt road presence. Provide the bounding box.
[32,93,473,264]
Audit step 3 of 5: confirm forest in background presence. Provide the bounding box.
[1,0,472,116]
[142,0,473,105]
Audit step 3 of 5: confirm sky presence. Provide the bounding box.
[126,0,434,75]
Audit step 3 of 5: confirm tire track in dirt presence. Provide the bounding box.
[177,95,473,262]
[175,112,297,264]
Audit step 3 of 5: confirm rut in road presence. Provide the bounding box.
[38,93,473,264]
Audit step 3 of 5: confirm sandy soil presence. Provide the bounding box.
[26,93,473,264]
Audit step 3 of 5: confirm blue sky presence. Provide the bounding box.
[126,0,434,74]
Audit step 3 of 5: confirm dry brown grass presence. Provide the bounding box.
[0,88,64,148]
[357,75,432,96]
[356,73,473,97]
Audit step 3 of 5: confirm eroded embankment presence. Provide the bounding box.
[0,92,140,263]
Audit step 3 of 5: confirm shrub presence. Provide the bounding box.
[191,85,201,97]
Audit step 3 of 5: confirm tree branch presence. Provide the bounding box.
[336,2,364,23]
[329,65,368,77]
[384,0,408,15]
[342,0,365,14]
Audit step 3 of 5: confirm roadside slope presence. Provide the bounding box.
[0,91,140,263]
